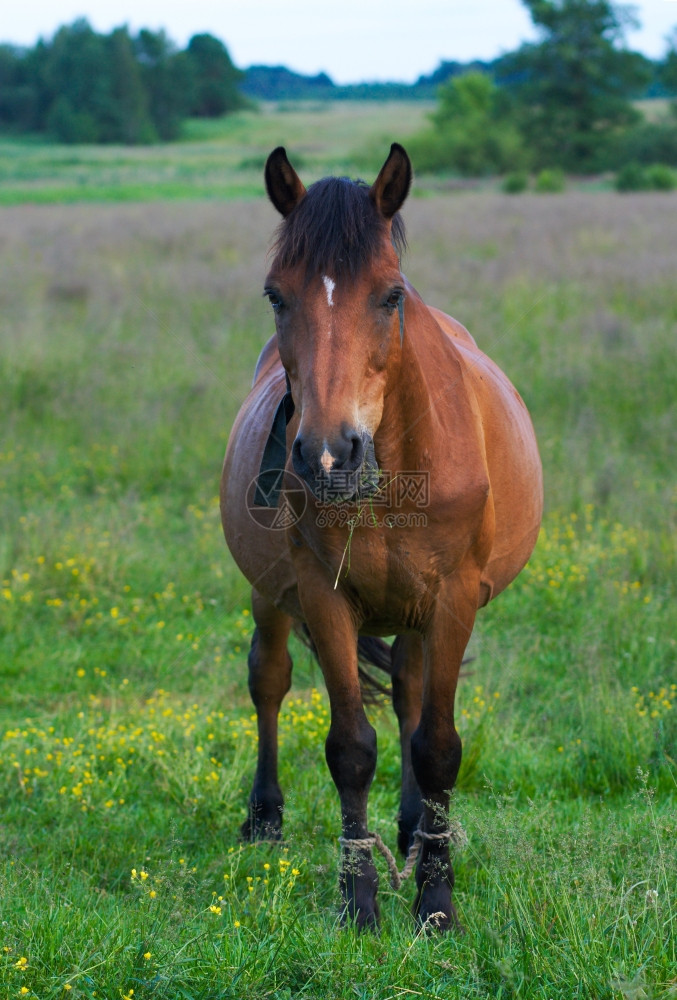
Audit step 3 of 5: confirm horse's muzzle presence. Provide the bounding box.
[292,428,380,503]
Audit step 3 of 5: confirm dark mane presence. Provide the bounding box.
[270,176,406,279]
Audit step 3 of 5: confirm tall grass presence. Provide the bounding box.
[1,190,675,997]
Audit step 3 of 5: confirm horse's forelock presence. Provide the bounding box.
[270,176,406,280]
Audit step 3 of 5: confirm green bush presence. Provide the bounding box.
[535,168,565,193]
[502,171,529,193]
[612,120,677,168]
[408,124,527,177]
[408,72,528,177]
[645,163,676,190]
[615,162,648,191]
[614,162,676,192]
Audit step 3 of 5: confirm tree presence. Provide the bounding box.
[33,20,161,143]
[409,72,528,175]
[184,33,246,117]
[134,29,191,140]
[660,28,677,97]
[0,20,248,143]
[41,19,109,141]
[105,27,155,143]
[500,0,651,170]
[0,45,38,130]
[46,95,98,143]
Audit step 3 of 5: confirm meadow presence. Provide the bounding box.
[0,103,433,206]
[0,108,675,998]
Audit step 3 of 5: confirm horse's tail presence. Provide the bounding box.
[294,624,393,702]
[354,637,472,699]
[357,636,394,700]
[293,626,473,703]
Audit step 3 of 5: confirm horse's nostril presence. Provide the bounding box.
[347,431,364,470]
[291,436,307,475]
[293,429,365,477]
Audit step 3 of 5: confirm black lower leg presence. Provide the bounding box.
[326,715,380,930]
[242,596,292,840]
[410,721,463,930]
[391,636,424,855]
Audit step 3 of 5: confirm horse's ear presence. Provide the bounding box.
[265,147,307,217]
[370,143,412,220]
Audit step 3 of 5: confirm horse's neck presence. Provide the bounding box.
[377,291,463,469]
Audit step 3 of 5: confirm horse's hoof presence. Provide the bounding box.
[414,877,462,934]
[357,908,380,933]
[415,901,463,934]
[341,900,381,933]
[239,815,283,843]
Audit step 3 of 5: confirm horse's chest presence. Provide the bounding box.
[328,530,444,631]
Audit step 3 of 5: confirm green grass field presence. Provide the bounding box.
[0,110,675,998]
[0,103,434,206]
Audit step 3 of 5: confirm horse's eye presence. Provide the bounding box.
[264,289,284,312]
[384,289,404,310]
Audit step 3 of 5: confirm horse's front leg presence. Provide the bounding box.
[241,589,293,841]
[391,634,424,855]
[296,564,379,930]
[410,573,478,931]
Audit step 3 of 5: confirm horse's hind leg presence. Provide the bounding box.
[391,635,424,855]
[241,588,293,841]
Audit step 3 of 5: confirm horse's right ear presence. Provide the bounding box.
[370,143,412,220]
[265,147,307,217]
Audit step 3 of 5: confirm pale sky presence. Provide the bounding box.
[4,0,677,84]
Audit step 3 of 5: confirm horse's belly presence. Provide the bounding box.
[454,343,543,601]
[221,372,302,617]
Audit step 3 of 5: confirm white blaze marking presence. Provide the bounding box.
[320,447,334,473]
[323,275,335,307]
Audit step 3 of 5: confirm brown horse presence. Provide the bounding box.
[221,144,543,930]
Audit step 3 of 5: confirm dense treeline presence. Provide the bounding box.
[1,1,677,178]
[0,19,246,142]
[240,60,497,102]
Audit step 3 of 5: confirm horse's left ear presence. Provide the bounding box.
[265,147,307,217]
[369,143,412,220]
